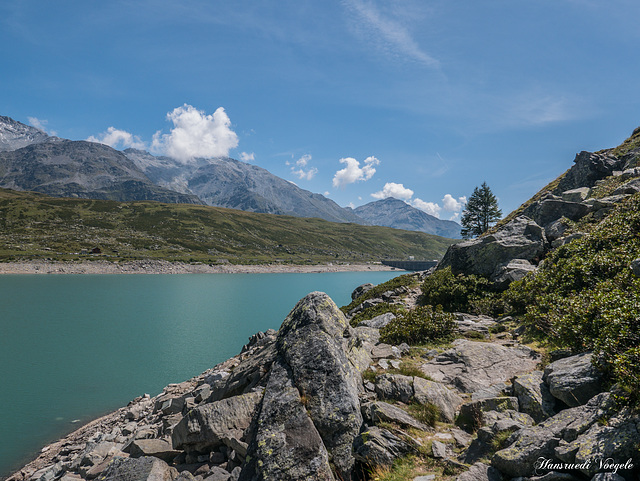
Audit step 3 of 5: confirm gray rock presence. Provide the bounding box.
[528,474,581,481]
[128,439,180,463]
[491,392,614,477]
[353,426,413,467]
[545,218,570,242]
[555,151,623,192]
[631,258,640,278]
[543,353,603,407]
[612,177,640,195]
[456,462,503,481]
[412,377,463,423]
[276,292,362,480]
[451,428,473,448]
[413,476,435,481]
[421,339,541,393]
[523,196,592,228]
[171,391,262,452]
[240,359,334,481]
[492,259,537,289]
[353,326,380,345]
[438,216,547,281]
[513,371,556,423]
[203,467,230,481]
[351,283,375,301]
[374,374,414,403]
[228,467,241,481]
[551,232,586,249]
[358,312,396,329]
[431,440,449,459]
[457,397,519,430]
[371,343,398,359]
[160,397,185,415]
[100,456,178,481]
[362,401,429,431]
[561,187,590,202]
[471,383,508,401]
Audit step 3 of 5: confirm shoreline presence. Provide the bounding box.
[0,260,402,275]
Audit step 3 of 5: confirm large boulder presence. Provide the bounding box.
[543,353,603,407]
[99,456,177,481]
[522,195,592,228]
[456,462,503,481]
[357,312,396,329]
[361,401,429,432]
[171,392,263,452]
[353,427,412,467]
[491,259,537,289]
[374,374,414,403]
[512,371,556,423]
[438,216,547,281]
[240,359,334,481]
[351,283,374,301]
[420,340,541,394]
[276,292,363,480]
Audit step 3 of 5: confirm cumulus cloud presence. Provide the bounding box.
[28,117,57,136]
[239,152,255,162]
[371,182,414,200]
[290,154,318,180]
[332,156,379,188]
[151,104,239,163]
[411,198,442,218]
[442,194,466,212]
[87,127,146,150]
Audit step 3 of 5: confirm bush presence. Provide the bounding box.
[380,305,455,345]
[421,266,501,315]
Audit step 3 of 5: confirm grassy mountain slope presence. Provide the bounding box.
[0,188,457,264]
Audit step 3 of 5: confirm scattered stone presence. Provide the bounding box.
[430,440,448,459]
[421,340,541,394]
[612,177,640,195]
[412,377,463,423]
[99,456,178,481]
[451,428,473,448]
[353,427,412,467]
[561,187,590,202]
[512,371,556,423]
[127,439,180,463]
[413,476,435,481]
[374,374,413,403]
[371,343,398,359]
[471,383,508,401]
[590,473,627,481]
[202,466,230,481]
[456,462,503,481]
[358,312,396,329]
[171,392,262,452]
[362,401,429,431]
[631,258,640,278]
[492,259,537,289]
[351,283,375,301]
[543,353,603,407]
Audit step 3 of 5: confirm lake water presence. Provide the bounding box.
[0,271,400,478]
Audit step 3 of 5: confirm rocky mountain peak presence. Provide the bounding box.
[0,116,51,152]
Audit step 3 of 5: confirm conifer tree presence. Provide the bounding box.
[460,182,502,239]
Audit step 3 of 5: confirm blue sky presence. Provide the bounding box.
[2,0,640,219]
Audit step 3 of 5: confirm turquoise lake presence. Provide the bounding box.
[0,271,400,478]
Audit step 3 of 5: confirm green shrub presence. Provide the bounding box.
[501,193,640,403]
[380,305,455,345]
[420,266,501,315]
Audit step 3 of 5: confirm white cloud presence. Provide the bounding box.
[332,156,379,188]
[442,194,466,212]
[239,151,255,162]
[324,191,330,196]
[344,0,438,68]
[371,182,414,200]
[411,198,442,218]
[28,117,57,136]
[87,127,146,150]
[289,154,318,180]
[151,104,238,163]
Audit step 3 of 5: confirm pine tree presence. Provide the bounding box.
[460,182,502,239]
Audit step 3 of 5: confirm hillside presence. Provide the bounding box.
[353,197,462,238]
[0,188,456,265]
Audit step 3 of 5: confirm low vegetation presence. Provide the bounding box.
[379,306,456,345]
[0,188,457,265]
[341,273,420,313]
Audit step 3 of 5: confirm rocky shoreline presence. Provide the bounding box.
[5,278,638,481]
[0,260,398,275]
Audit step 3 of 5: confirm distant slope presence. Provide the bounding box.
[125,149,366,224]
[354,197,462,238]
[0,140,201,204]
[0,188,457,264]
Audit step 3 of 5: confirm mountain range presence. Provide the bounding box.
[0,115,461,238]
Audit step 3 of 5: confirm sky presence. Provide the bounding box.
[2,0,640,220]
